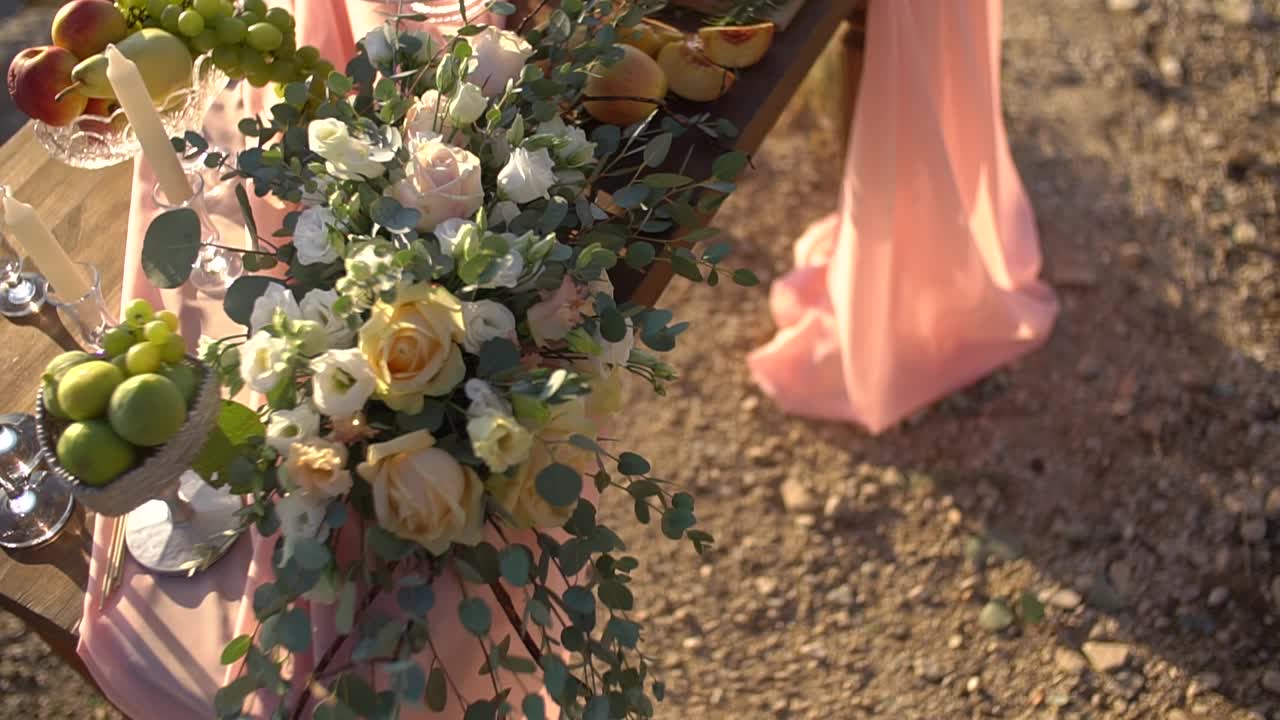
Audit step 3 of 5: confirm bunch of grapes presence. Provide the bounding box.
[114,0,330,87]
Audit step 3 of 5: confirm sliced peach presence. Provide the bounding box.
[698,22,775,69]
[657,40,735,102]
[584,44,668,126]
[619,19,687,58]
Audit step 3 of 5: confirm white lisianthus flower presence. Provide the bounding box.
[393,135,485,231]
[482,250,524,289]
[240,331,291,393]
[300,288,355,349]
[468,411,532,473]
[447,81,487,126]
[464,378,511,417]
[491,200,521,226]
[308,118,399,180]
[277,489,328,562]
[465,27,535,97]
[266,405,321,454]
[293,206,341,266]
[433,217,477,257]
[460,300,517,353]
[249,283,301,335]
[362,23,395,65]
[311,347,377,419]
[498,147,556,204]
[538,116,596,166]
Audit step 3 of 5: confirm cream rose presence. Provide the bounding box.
[392,135,484,231]
[465,27,535,97]
[468,411,532,473]
[447,81,487,126]
[308,118,398,180]
[488,398,596,529]
[498,147,556,204]
[461,299,516,353]
[358,284,466,413]
[284,438,353,498]
[293,206,341,266]
[357,430,484,553]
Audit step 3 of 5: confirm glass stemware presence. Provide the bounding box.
[0,232,47,318]
[153,172,243,299]
[0,413,74,549]
[46,262,113,352]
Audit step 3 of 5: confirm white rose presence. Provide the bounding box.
[266,405,321,454]
[362,23,395,65]
[300,288,355,349]
[447,81,487,126]
[482,250,524,289]
[433,217,477,257]
[293,206,341,266]
[403,90,451,142]
[468,411,532,473]
[249,283,301,335]
[277,489,328,562]
[538,116,596,166]
[599,324,635,367]
[465,27,535,97]
[460,300,516,353]
[308,118,398,180]
[311,347,376,418]
[240,331,291,393]
[464,378,511,417]
[498,147,556,204]
[392,135,484,231]
[491,200,521,226]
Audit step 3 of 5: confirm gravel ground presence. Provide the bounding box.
[3,0,1280,718]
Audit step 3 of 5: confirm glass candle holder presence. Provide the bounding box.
[46,262,113,352]
[0,413,74,549]
[153,172,243,299]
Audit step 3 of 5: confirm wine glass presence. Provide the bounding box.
[0,413,74,549]
[153,173,243,299]
[0,232,47,318]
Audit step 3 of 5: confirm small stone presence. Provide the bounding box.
[1076,355,1102,380]
[739,395,760,413]
[1158,56,1183,84]
[1207,586,1229,607]
[1260,669,1280,695]
[825,584,855,606]
[913,657,947,683]
[1055,648,1088,674]
[1265,487,1280,518]
[1088,577,1127,611]
[965,676,981,695]
[978,600,1014,632]
[947,633,964,650]
[1232,221,1260,244]
[1082,641,1131,672]
[823,493,853,521]
[1154,109,1181,136]
[754,577,780,595]
[1187,672,1222,702]
[1241,515,1267,544]
[1048,588,1084,610]
[1109,670,1145,701]
[1106,0,1143,11]
[780,479,817,513]
[681,636,703,651]
[1218,0,1260,25]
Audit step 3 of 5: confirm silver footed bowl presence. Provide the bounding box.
[31,54,229,170]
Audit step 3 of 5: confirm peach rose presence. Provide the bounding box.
[359,283,466,413]
[284,438,353,498]
[488,398,596,529]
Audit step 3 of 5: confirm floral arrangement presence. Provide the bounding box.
[143,2,757,717]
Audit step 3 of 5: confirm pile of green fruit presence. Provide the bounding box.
[43,299,200,487]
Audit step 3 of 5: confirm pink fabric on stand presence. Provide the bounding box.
[78,3,558,718]
[747,0,1059,434]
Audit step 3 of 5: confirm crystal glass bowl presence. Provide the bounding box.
[31,54,229,170]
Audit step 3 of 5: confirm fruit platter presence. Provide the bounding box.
[10,0,325,169]
[34,299,220,516]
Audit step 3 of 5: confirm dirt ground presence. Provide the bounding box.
[4,0,1280,718]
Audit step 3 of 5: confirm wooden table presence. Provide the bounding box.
[0,0,861,702]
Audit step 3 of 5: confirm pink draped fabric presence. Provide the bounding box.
[747,0,1058,433]
[78,3,555,719]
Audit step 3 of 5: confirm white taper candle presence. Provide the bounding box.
[105,44,193,204]
[0,187,91,301]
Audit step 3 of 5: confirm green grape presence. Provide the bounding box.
[144,320,172,344]
[193,0,229,20]
[295,45,320,68]
[312,59,334,80]
[102,327,136,359]
[157,310,180,331]
[191,28,220,53]
[246,22,283,51]
[211,44,240,73]
[246,66,272,88]
[146,0,171,20]
[269,57,297,84]
[238,11,262,26]
[160,335,186,364]
[264,7,294,31]
[177,8,205,37]
[123,299,154,327]
[271,34,296,60]
[213,16,246,44]
[240,0,267,16]
[160,4,182,33]
[239,46,268,76]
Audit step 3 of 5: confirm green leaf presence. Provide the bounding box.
[235,183,259,242]
[477,339,521,377]
[617,452,650,476]
[220,635,252,665]
[671,252,702,282]
[142,209,201,288]
[1020,590,1046,625]
[643,173,692,188]
[568,434,600,452]
[713,150,749,180]
[397,580,435,617]
[426,667,448,711]
[611,185,649,209]
[732,268,760,287]
[562,586,594,615]
[459,597,492,635]
[584,696,609,720]
[535,463,582,507]
[224,276,283,327]
[643,133,672,167]
[463,701,498,720]
[599,306,627,343]
[661,507,695,540]
[389,661,426,701]
[213,675,257,718]
[625,242,656,269]
[190,428,234,483]
[499,545,532,586]
[277,607,312,652]
[522,696,546,720]
[702,241,732,264]
[490,1,517,15]
[335,580,358,635]
[598,579,634,611]
[293,538,330,571]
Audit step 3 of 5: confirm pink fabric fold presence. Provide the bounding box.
[78,3,555,718]
[747,0,1058,433]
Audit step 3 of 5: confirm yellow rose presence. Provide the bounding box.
[359,284,466,413]
[357,430,484,554]
[284,439,353,498]
[488,398,596,529]
[468,411,533,473]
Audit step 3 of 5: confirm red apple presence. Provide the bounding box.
[52,0,129,60]
[8,46,89,127]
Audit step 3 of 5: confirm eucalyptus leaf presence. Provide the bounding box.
[142,209,202,288]
[535,463,582,507]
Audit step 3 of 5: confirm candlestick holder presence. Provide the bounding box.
[153,173,243,299]
[45,262,112,352]
[0,233,47,318]
[0,413,74,549]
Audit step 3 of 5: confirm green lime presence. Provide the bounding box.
[56,420,137,487]
[125,342,163,375]
[56,361,125,421]
[102,327,136,358]
[111,354,131,376]
[157,310,180,332]
[144,320,172,344]
[40,349,92,420]
[159,363,199,406]
[108,374,187,447]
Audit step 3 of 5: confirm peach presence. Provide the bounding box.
[619,19,686,58]
[698,22,775,69]
[584,45,668,126]
[657,40,735,102]
[79,97,124,134]
[8,46,88,127]
[52,0,129,60]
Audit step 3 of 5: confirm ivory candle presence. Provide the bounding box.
[0,188,91,300]
[105,44,192,204]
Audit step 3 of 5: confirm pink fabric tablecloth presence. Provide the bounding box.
[77,3,555,718]
[747,0,1059,433]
